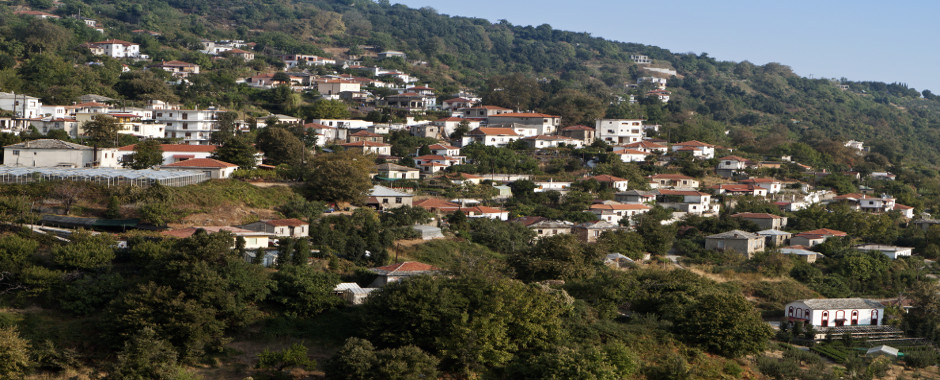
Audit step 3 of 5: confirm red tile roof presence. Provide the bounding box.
[719,155,750,162]
[613,148,650,155]
[163,158,237,168]
[414,198,460,210]
[304,122,335,129]
[342,141,390,147]
[623,141,667,149]
[470,127,518,136]
[590,174,628,183]
[590,204,650,211]
[739,178,779,184]
[797,228,847,237]
[93,39,137,46]
[658,189,708,196]
[428,144,458,150]
[265,218,307,227]
[673,140,715,147]
[351,130,382,137]
[651,173,694,180]
[372,261,441,275]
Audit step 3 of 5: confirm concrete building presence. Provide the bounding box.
[784,298,884,328]
[3,139,119,168]
[155,109,219,145]
[705,230,765,257]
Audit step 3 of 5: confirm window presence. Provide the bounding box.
[11,150,18,156]
[182,122,189,129]
[382,198,389,204]
[182,113,188,120]
[395,197,402,204]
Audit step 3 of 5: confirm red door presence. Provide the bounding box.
[822,311,829,327]
[851,310,859,325]
[871,310,879,326]
[835,310,845,326]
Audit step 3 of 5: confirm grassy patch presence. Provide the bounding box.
[169,180,297,210]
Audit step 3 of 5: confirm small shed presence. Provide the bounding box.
[604,253,635,268]
[333,282,361,296]
[866,345,899,358]
[344,287,378,305]
[413,225,444,240]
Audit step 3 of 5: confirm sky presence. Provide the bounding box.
[394,0,940,93]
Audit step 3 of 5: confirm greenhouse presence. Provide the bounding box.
[0,166,209,187]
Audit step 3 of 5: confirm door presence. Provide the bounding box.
[835,310,845,326]
[851,310,859,326]
[871,310,879,326]
[821,311,829,327]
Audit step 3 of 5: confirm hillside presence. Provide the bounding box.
[4,1,940,379]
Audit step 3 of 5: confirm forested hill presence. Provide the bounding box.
[4,0,940,173]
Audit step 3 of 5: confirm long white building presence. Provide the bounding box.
[155,109,220,145]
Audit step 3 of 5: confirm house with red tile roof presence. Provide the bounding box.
[341,141,391,156]
[117,143,218,165]
[612,147,651,163]
[521,135,584,149]
[589,203,651,224]
[738,178,783,193]
[348,130,384,143]
[656,189,718,215]
[88,39,142,58]
[162,226,272,250]
[441,97,477,110]
[670,140,715,159]
[369,261,442,287]
[791,228,848,247]
[151,60,200,77]
[648,173,700,189]
[709,184,768,197]
[464,127,521,147]
[585,174,630,192]
[487,112,561,136]
[161,158,239,179]
[460,105,514,119]
[621,140,668,154]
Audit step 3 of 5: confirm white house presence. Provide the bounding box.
[464,127,520,147]
[155,109,219,145]
[341,141,391,156]
[0,92,43,118]
[790,228,848,247]
[116,143,218,166]
[649,174,700,189]
[88,39,141,58]
[621,140,668,154]
[612,147,650,163]
[161,158,238,179]
[595,119,645,144]
[656,189,717,215]
[717,155,751,171]
[671,141,716,159]
[784,298,884,328]
[855,244,913,260]
[587,174,630,192]
[316,79,361,97]
[240,219,309,238]
[521,135,584,149]
[163,226,271,250]
[487,113,561,136]
[3,139,120,168]
[589,203,651,224]
[738,178,782,194]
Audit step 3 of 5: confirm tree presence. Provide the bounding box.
[211,135,256,169]
[634,206,676,254]
[124,139,163,169]
[256,126,305,166]
[302,99,350,119]
[51,181,85,215]
[209,111,239,145]
[302,150,373,204]
[269,265,342,317]
[362,276,569,374]
[105,196,121,219]
[51,231,115,269]
[509,234,595,282]
[0,327,30,379]
[256,343,317,374]
[675,291,773,357]
[108,327,181,380]
[324,338,377,380]
[82,114,120,151]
